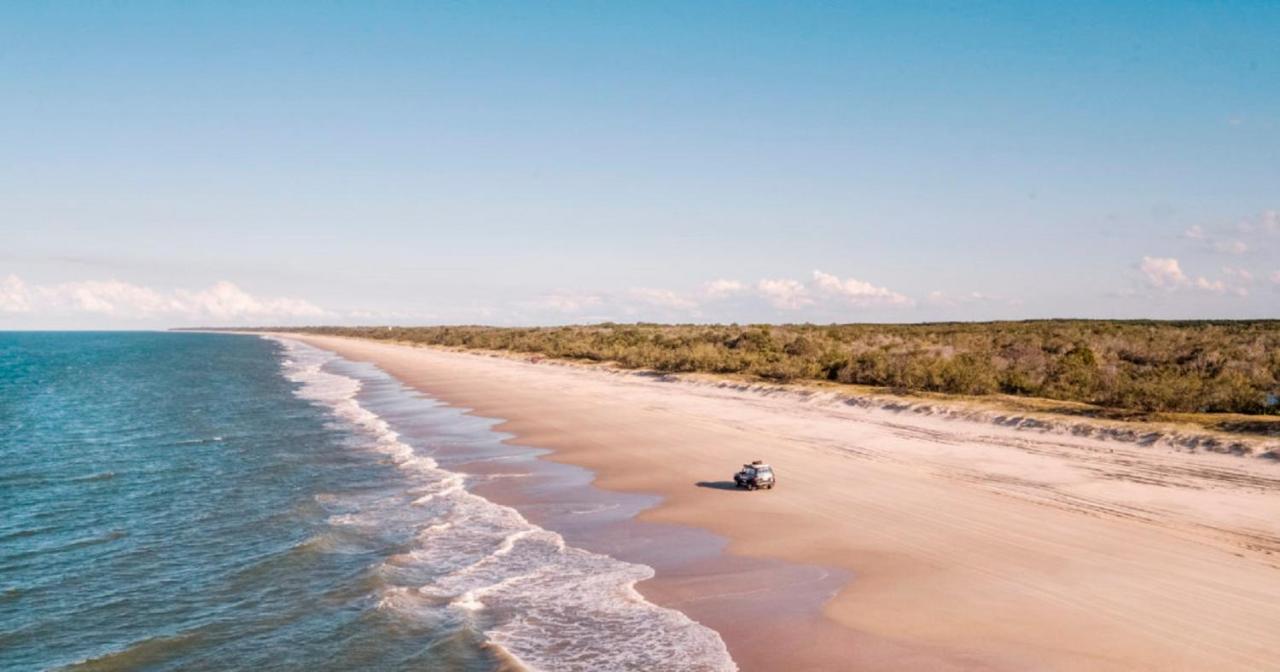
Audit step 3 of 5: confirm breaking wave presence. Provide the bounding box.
[272,338,736,672]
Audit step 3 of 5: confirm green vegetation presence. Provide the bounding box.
[271,321,1280,415]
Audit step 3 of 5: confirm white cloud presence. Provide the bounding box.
[1237,209,1280,235]
[1222,266,1254,283]
[756,278,811,309]
[0,275,324,321]
[57,280,175,315]
[1152,210,1280,298]
[172,281,325,319]
[1179,212,1280,261]
[1193,277,1227,293]
[702,279,746,299]
[811,270,912,306]
[628,288,698,310]
[1137,257,1249,297]
[1271,271,1280,285]
[1189,211,1277,253]
[1,275,31,313]
[1140,256,1188,288]
[731,271,917,311]
[524,271,911,319]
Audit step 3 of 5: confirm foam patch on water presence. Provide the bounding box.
[269,337,737,672]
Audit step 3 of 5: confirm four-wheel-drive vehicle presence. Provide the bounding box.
[733,460,775,490]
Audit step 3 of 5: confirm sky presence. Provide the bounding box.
[2,1,1277,328]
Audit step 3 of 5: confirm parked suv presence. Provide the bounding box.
[733,461,775,490]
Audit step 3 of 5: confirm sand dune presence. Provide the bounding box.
[286,334,1280,671]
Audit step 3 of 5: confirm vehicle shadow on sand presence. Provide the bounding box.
[695,481,745,491]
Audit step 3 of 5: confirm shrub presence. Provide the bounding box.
[257,320,1280,415]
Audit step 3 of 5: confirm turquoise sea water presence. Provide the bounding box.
[0,333,733,671]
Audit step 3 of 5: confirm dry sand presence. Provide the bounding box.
[283,334,1280,671]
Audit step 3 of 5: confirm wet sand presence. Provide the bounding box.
[282,334,1280,671]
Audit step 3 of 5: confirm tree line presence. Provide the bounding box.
[265,321,1280,415]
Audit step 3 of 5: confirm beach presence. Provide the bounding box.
[283,334,1280,671]
[12,3,1279,670]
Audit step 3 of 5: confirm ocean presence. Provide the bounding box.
[0,332,733,671]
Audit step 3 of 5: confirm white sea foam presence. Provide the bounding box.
[268,337,737,672]
[566,502,623,516]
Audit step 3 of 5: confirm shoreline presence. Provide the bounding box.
[456,416,866,671]
[278,333,1280,671]
[276,335,741,670]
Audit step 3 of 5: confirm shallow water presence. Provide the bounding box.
[0,332,734,671]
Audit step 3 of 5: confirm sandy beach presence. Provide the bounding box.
[284,334,1280,672]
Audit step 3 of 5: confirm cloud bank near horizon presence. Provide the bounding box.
[3,208,1276,328]
[0,275,325,324]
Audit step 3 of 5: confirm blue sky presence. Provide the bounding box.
[2,1,1277,328]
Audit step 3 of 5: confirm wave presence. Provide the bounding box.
[267,336,737,672]
[0,526,55,542]
[62,629,207,671]
[69,471,116,483]
[3,529,129,565]
[171,436,224,446]
[566,502,623,516]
